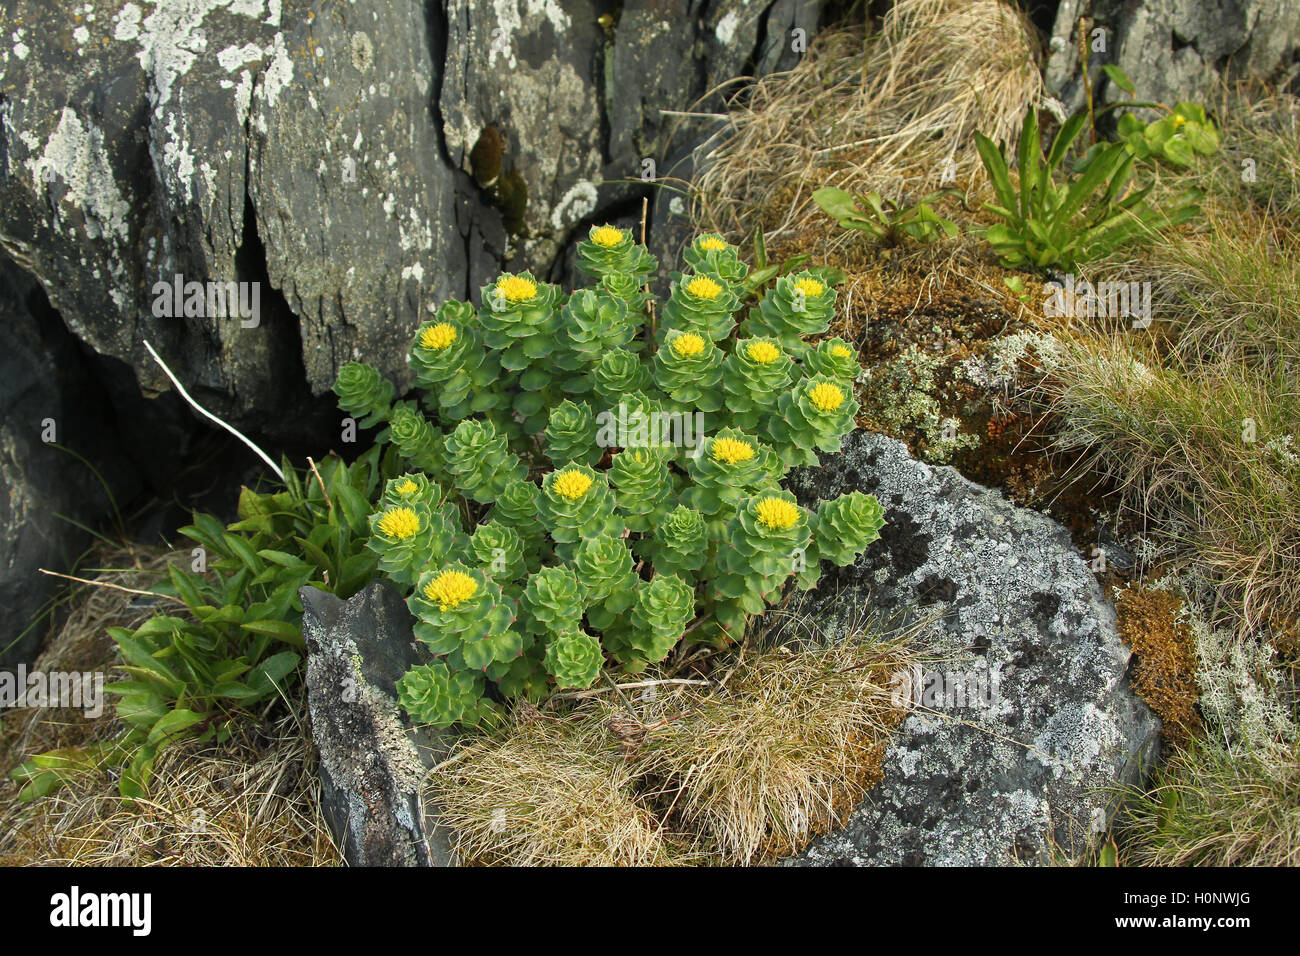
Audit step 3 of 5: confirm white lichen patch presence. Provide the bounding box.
[25,107,131,243]
[489,0,572,69]
[551,181,599,231]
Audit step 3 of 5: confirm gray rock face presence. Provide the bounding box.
[785,430,1160,866]
[1047,0,1300,112]
[302,581,456,867]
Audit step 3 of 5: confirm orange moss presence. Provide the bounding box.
[1115,587,1203,744]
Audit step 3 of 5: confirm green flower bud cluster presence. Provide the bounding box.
[333,362,394,427]
[591,348,652,406]
[573,533,638,631]
[470,520,527,590]
[637,504,708,582]
[608,447,672,533]
[813,491,886,567]
[543,628,605,690]
[385,402,445,477]
[397,660,494,729]
[486,477,547,564]
[682,234,749,285]
[562,288,638,368]
[605,574,695,673]
[443,417,527,503]
[544,399,601,468]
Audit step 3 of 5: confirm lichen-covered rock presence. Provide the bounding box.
[785,430,1160,866]
[302,581,456,867]
[1047,0,1300,113]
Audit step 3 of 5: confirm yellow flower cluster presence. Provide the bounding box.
[423,569,478,611]
[808,382,846,412]
[378,507,420,540]
[711,436,756,465]
[793,277,825,298]
[420,322,457,350]
[685,275,723,300]
[591,225,626,247]
[495,275,538,302]
[755,497,800,530]
[553,470,594,500]
[670,332,706,358]
[696,236,728,252]
[745,340,781,364]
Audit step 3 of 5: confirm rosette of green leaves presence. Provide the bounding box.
[477,273,565,375]
[743,272,836,353]
[409,301,505,420]
[608,446,672,533]
[397,660,492,729]
[385,402,445,476]
[661,273,742,342]
[682,234,749,285]
[606,574,695,673]
[537,464,621,551]
[407,563,521,671]
[333,362,394,427]
[573,533,637,630]
[599,272,653,324]
[544,399,601,468]
[803,337,861,384]
[711,489,811,637]
[764,375,861,468]
[492,643,550,702]
[560,288,637,386]
[574,225,657,282]
[443,417,527,504]
[593,390,677,457]
[652,331,723,413]
[721,339,795,429]
[486,477,546,563]
[591,348,652,407]
[470,520,527,588]
[682,429,781,522]
[543,627,605,690]
[521,564,587,637]
[638,504,708,582]
[813,491,886,567]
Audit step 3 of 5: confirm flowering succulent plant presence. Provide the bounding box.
[339,229,885,728]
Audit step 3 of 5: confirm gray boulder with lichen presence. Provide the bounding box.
[784,429,1160,866]
[302,580,456,867]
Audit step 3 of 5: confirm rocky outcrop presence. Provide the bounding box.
[785,430,1160,866]
[302,580,457,867]
[1046,0,1300,112]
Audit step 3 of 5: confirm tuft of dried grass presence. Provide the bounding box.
[693,0,1042,260]
[427,633,912,866]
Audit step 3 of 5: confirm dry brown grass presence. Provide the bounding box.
[427,633,912,866]
[693,0,1042,268]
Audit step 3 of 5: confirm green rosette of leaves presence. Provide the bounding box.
[544,399,601,468]
[804,337,860,384]
[764,375,861,468]
[443,417,527,504]
[385,401,445,476]
[521,564,587,637]
[682,429,781,523]
[470,520,527,589]
[606,573,695,673]
[537,464,620,551]
[652,330,723,413]
[407,563,522,671]
[485,477,546,563]
[721,338,795,430]
[333,361,394,427]
[682,234,749,285]
[599,271,653,323]
[379,472,441,511]
[543,627,605,690]
[397,660,493,729]
[608,446,671,533]
[409,300,504,420]
[813,491,886,567]
[638,504,708,582]
[711,490,812,637]
[743,272,836,354]
[573,533,637,631]
[562,287,637,368]
[477,272,565,375]
[661,273,741,342]
[574,224,658,282]
[593,390,677,457]
[591,348,652,407]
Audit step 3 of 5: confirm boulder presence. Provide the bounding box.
[301,581,456,867]
[1046,0,1300,113]
[784,430,1160,865]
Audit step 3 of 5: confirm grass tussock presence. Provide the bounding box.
[693,0,1041,265]
[428,635,911,866]
[1119,736,1300,867]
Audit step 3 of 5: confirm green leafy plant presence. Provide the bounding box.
[812,186,961,245]
[976,109,1201,270]
[340,230,887,728]
[14,451,388,802]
